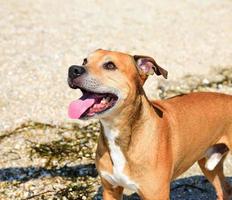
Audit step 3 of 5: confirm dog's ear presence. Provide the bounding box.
[133,55,168,79]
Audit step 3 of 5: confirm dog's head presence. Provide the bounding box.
[68,49,167,120]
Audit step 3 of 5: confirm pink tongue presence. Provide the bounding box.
[68,98,95,119]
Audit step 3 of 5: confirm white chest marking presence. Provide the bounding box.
[100,121,138,192]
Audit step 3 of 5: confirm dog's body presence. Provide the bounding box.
[68,49,232,200]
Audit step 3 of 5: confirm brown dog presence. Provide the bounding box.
[68,49,232,200]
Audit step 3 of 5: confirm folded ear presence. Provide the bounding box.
[134,55,168,79]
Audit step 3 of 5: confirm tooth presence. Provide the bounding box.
[101,98,107,104]
[106,97,111,102]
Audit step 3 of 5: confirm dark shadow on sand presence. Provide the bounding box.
[0,163,97,182]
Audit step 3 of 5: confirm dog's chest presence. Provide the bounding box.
[100,122,138,192]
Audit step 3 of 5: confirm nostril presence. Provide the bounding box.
[73,68,80,76]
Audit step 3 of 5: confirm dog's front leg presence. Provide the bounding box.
[139,190,170,200]
[138,181,170,200]
[101,178,124,200]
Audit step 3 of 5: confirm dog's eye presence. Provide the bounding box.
[103,62,116,70]
[82,58,87,65]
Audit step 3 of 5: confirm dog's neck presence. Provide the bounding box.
[100,92,158,154]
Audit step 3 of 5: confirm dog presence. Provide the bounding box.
[68,49,232,200]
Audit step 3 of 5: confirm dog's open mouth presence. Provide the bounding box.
[68,89,118,119]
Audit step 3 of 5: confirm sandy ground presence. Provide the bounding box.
[0,0,232,130]
[0,0,232,199]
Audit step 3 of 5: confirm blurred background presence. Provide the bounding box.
[0,0,231,199]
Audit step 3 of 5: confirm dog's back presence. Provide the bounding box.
[152,92,232,126]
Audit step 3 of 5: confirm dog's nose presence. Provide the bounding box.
[68,65,86,79]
